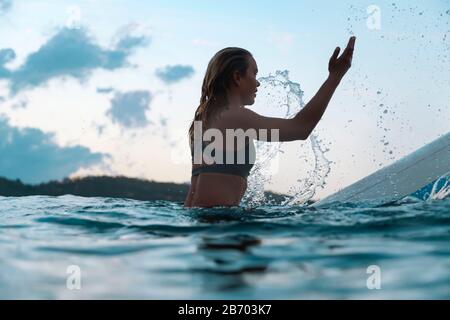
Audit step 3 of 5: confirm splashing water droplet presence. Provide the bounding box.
[241,71,331,207]
[429,172,450,200]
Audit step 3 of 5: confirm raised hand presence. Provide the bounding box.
[328,36,356,81]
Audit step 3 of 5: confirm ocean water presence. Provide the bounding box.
[0,194,449,299]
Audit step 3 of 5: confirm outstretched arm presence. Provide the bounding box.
[223,36,356,142]
[295,36,356,138]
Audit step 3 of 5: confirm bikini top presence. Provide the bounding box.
[190,140,256,179]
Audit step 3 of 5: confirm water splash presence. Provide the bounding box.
[429,172,450,201]
[241,70,331,207]
[282,135,331,206]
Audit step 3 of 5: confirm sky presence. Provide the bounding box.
[0,0,449,199]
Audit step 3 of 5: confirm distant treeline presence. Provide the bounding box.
[0,176,288,203]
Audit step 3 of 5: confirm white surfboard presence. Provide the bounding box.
[312,131,450,207]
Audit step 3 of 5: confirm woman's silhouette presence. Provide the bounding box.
[184,37,356,207]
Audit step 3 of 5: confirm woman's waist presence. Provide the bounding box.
[192,161,254,179]
[194,170,248,186]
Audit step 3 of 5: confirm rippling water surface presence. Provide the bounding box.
[0,195,449,299]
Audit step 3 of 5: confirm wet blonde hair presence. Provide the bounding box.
[188,47,252,148]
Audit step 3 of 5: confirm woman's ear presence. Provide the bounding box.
[231,70,242,87]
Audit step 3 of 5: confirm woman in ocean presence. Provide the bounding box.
[184,36,356,208]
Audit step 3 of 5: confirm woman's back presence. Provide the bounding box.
[185,108,254,207]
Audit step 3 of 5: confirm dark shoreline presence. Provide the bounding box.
[0,175,289,203]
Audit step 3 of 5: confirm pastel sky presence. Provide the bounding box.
[0,0,449,199]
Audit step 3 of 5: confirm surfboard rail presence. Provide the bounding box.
[312,132,450,207]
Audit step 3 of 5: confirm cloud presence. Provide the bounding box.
[11,98,27,109]
[155,65,195,85]
[0,48,15,64]
[96,124,106,136]
[0,0,12,14]
[0,48,15,78]
[159,117,168,127]
[0,26,150,95]
[96,87,115,94]
[106,90,152,128]
[112,23,152,52]
[0,117,108,184]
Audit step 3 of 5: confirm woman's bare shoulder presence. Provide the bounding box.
[212,107,253,128]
